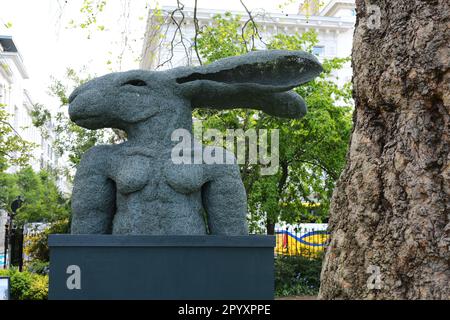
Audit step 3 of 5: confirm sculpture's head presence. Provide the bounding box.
[68,50,322,130]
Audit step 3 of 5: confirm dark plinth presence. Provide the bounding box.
[48,235,275,300]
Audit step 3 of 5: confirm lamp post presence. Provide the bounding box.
[2,223,7,269]
[7,196,23,270]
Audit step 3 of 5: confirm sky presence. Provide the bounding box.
[0,0,303,109]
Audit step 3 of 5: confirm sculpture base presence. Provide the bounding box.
[48,235,275,300]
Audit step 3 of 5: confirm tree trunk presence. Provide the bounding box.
[266,221,275,235]
[319,0,449,299]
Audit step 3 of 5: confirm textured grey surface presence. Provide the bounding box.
[68,50,322,235]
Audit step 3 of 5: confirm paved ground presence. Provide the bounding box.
[276,296,317,300]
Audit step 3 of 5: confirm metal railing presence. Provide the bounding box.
[274,227,329,258]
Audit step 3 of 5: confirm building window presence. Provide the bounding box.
[312,46,325,57]
[14,106,19,128]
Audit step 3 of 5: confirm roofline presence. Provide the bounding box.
[319,0,355,17]
[158,5,355,29]
[0,51,29,79]
[23,89,34,106]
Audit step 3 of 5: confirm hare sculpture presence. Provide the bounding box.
[68,50,322,235]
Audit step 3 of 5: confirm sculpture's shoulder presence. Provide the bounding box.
[78,144,118,174]
[201,145,241,179]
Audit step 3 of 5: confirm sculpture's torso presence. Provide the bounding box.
[106,144,207,235]
[68,50,321,236]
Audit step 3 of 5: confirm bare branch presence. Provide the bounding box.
[239,0,267,48]
[172,1,190,62]
[193,0,203,65]
[151,1,263,68]
[156,1,192,69]
[0,119,25,140]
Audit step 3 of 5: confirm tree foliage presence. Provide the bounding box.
[68,0,108,36]
[197,12,252,61]
[31,68,121,172]
[29,8,352,234]
[195,14,353,232]
[25,219,70,263]
[0,268,48,300]
[0,166,70,226]
[0,104,34,172]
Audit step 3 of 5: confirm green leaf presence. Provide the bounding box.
[195,13,353,231]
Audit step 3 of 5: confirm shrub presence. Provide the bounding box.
[0,268,48,300]
[23,272,48,300]
[26,219,70,262]
[26,260,50,275]
[275,255,323,297]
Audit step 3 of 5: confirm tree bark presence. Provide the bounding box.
[319,0,449,299]
[266,160,289,235]
[266,221,275,235]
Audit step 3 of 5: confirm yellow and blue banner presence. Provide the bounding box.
[275,226,329,257]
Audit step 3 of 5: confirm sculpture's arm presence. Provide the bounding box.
[202,156,248,235]
[71,146,116,234]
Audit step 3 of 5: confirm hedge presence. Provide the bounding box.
[275,255,323,297]
[0,268,48,300]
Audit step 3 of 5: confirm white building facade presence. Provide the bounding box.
[140,0,355,87]
[0,35,71,263]
[0,35,66,187]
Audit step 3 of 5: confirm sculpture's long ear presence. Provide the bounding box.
[169,50,322,118]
